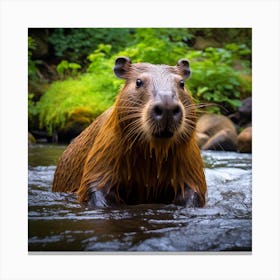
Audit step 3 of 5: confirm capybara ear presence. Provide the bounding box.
[114,56,132,79]
[176,59,191,80]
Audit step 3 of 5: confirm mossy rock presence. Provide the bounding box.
[28,132,36,145]
[57,107,96,142]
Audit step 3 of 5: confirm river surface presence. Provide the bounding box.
[28,145,252,252]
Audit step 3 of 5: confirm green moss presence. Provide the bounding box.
[37,73,123,133]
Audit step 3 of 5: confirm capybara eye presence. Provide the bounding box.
[179,80,185,89]
[136,79,143,88]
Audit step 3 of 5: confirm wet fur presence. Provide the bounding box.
[52,61,207,206]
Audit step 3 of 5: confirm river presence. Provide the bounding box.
[28,145,252,252]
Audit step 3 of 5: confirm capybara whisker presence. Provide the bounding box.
[116,99,144,107]
[52,57,207,207]
[118,113,142,124]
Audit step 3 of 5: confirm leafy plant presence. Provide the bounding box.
[28,93,40,130]
[56,60,82,78]
[28,93,37,119]
[35,28,252,134]
[116,28,187,64]
[187,46,251,113]
[48,28,134,63]
[28,36,41,79]
[188,28,252,48]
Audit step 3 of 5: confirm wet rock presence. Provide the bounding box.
[237,126,252,153]
[228,97,252,127]
[238,97,252,123]
[196,114,237,151]
[196,132,209,148]
[202,129,237,151]
[197,114,237,136]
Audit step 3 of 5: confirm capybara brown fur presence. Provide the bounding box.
[52,57,207,207]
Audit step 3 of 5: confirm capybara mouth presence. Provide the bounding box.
[153,130,174,138]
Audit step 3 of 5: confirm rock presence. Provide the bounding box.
[238,97,252,125]
[196,114,237,151]
[28,132,36,145]
[202,129,237,151]
[237,126,252,153]
[196,132,209,148]
[58,108,95,143]
[227,111,240,125]
[197,114,237,137]
[228,97,252,127]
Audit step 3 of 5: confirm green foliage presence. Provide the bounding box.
[28,93,39,129]
[116,28,187,64]
[116,30,251,113]
[38,43,123,133]
[37,73,122,134]
[188,28,252,48]
[35,28,251,133]
[28,36,40,79]
[28,36,43,130]
[48,28,134,62]
[87,44,113,73]
[28,93,37,119]
[56,60,82,78]
[186,45,251,113]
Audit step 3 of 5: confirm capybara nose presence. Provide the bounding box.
[151,101,182,138]
[151,102,182,124]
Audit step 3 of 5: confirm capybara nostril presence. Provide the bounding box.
[151,103,182,124]
[172,105,182,121]
[152,105,164,121]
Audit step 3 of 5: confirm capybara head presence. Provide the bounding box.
[113,57,196,150]
[53,57,207,207]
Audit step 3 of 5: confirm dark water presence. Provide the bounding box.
[28,145,252,252]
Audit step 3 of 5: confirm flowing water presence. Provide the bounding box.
[28,145,252,252]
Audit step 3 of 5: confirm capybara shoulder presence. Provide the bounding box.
[52,109,111,193]
[52,57,207,207]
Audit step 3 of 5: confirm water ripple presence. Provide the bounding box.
[28,146,252,252]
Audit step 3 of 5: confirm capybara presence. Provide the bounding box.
[52,57,207,207]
